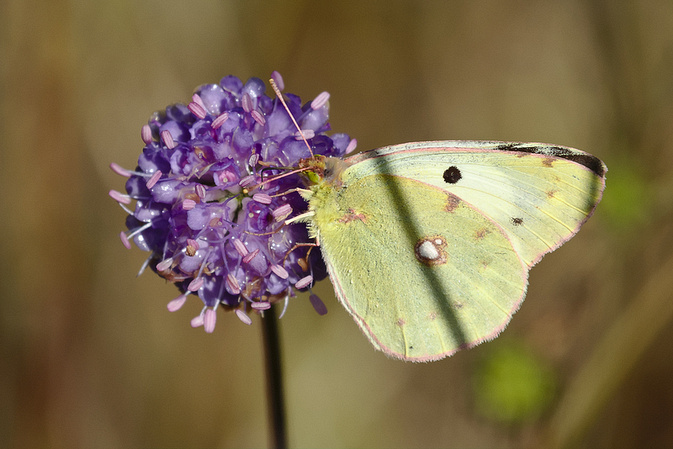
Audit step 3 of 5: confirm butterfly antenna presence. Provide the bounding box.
[269,77,314,157]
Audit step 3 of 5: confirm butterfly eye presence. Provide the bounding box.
[443,166,462,184]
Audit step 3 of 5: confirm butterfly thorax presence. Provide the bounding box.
[296,156,351,240]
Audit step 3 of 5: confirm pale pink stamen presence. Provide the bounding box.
[295,275,313,289]
[273,204,292,222]
[161,130,176,149]
[211,112,229,129]
[226,273,241,294]
[233,239,249,257]
[242,93,253,113]
[188,101,207,119]
[191,314,204,328]
[271,264,289,279]
[188,277,204,292]
[146,170,162,189]
[252,301,271,310]
[270,71,284,91]
[141,124,153,144]
[192,93,207,110]
[243,249,259,264]
[110,162,132,177]
[251,110,266,126]
[196,184,206,199]
[346,138,358,154]
[309,294,328,316]
[248,153,259,168]
[108,189,131,204]
[239,175,257,188]
[167,293,188,312]
[156,258,173,272]
[119,231,131,249]
[311,91,330,110]
[295,129,315,140]
[204,308,217,333]
[187,238,200,251]
[253,193,272,204]
[235,309,252,325]
[182,199,196,210]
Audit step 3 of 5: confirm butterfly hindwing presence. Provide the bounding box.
[312,173,528,361]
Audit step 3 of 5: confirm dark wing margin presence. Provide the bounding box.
[494,142,607,178]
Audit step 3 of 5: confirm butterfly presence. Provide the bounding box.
[299,140,606,362]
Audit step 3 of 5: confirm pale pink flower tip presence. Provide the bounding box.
[241,93,253,113]
[270,71,284,91]
[253,193,272,204]
[141,124,153,144]
[196,184,207,199]
[109,189,131,204]
[191,314,204,328]
[271,264,289,279]
[295,275,313,290]
[156,258,173,272]
[236,309,252,325]
[251,110,266,126]
[311,91,330,110]
[346,138,358,154]
[243,249,259,264]
[167,294,188,312]
[211,112,229,129]
[226,273,241,295]
[146,170,162,189]
[188,277,204,292]
[188,101,208,119]
[309,294,328,316]
[120,231,131,249]
[273,204,292,222]
[295,129,315,140]
[233,239,249,257]
[110,162,131,177]
[161,129,176,149]
[182,199,196,210]
[252,301,271,310]
[204,308,217,333]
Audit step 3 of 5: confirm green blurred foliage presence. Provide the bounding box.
[2,1,673,448]
[474,341,556,424]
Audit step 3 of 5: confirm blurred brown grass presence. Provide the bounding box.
[2,1,673,448]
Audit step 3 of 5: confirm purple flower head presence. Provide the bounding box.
[110,73,354,331]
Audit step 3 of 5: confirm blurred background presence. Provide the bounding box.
[2,1,672,448]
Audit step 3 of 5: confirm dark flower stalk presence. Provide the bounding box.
[109,72,355,447]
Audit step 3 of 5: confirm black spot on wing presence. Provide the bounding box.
[495,143,606,178]
[511,217,523,226]
[443,166,462,184]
